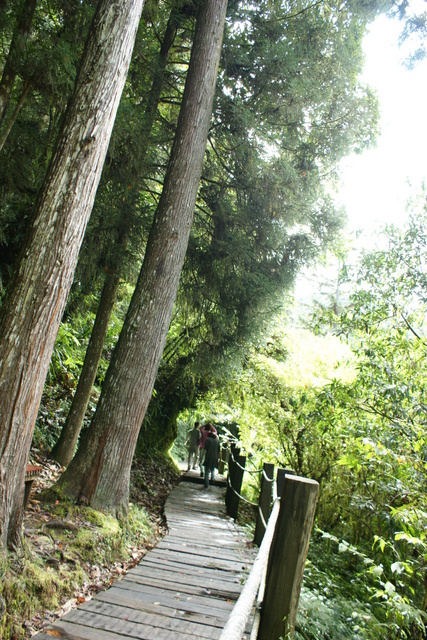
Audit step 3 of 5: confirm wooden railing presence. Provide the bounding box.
[221,446,319,640]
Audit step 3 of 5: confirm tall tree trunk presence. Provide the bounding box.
[50,8,179,468]
[56,0,228,514]
[0,0,37,125]
[51,273,120,467]
[0,0,145,551]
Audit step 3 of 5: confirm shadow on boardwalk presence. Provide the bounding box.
[34,482,255,640]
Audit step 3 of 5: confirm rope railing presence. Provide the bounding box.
[219,496,281,640]
[222,447,319,640]
[225,449,276,536]
[228,450,263,474]
[226,473,259,507]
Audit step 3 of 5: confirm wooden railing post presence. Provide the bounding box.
[225,446,246,520]
[257,474,319,640]
[225,446,237,515]
[276,466,295,498]
[253,462,274,546]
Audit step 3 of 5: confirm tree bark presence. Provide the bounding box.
[50,8,179,468]
[0,0,145,550]
[56,0,228,514]
[0,0,37,125]
[51,273,120,468]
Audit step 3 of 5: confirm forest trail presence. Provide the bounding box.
[33,481,256,639]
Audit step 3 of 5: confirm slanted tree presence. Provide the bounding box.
[0,0,146,550]
[0,1,96,286]
[136,0,388,456]
[54,0,229,513]
[50,5,184,468]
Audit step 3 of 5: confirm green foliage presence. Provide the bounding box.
[300,206,427,638]
[178,198,427,638]
[0,501,154,639]
[139,0,391,457]
[33,284,131,452]
[0,1,96,293]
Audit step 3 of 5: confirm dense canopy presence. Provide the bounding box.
[1,0,426,638]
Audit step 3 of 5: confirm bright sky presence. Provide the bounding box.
[338,8,427,243]
[295,7,427,302]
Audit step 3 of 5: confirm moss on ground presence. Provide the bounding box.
[0,454,180,639]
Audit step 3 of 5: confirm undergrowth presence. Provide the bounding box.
[0,449,181,640]
[0,502,154,639]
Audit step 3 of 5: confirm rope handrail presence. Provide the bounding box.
[226,474,259,507]
[226,450,275,520]
[222,453,283,639]
[229,450,263,474]
[219,495,281,640]
[226,468,275,512]
[262,467,274,484]
[223,453,315,640]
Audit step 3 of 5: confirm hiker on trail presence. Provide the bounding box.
[198,422,217,475]
[186,421,201,471]
[203,430,220,489]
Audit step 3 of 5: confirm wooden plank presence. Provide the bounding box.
[112,580,237,611]
[161,525,239,537]
[77,599,223,639]
[143,550,249,574]
[144,544,249,566]
[131,557,244,581]
[165,536,248,553]
[140,553,251,580]
[166,513,231,526]
[127,566,242,596]
[155,540,249,563]
[33,480,255,640]
[44,620,131,640]
[128,566,243,590]
[96,587,230,627]
[111,582,235,615]
[62,608,216,640]
[132,559,245,588]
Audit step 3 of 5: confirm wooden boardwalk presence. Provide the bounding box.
[34,481,255,639]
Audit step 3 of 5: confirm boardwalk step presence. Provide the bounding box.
[33,482,255,639]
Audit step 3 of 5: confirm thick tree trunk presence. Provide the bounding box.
[0,0,145,550]
[0,0,36,125]
[56,0,228,513]
[51,9,179,468]
[51,273,120,468]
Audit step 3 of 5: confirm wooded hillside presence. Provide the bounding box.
[1,1,426,638]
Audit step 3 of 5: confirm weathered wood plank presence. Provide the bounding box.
[166,529,244,547]
[156,539,249,562]
[144,553,249,575]
[112,578,236,607]
[126,567,242,596]
[43,620,132,640]
[77,599,223,639]
[33,482,255,640]
[131,558,243,582]
[138,559,246,588]
[111,582,234,616]
[96,587,229,628]
[61,608,217,640]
